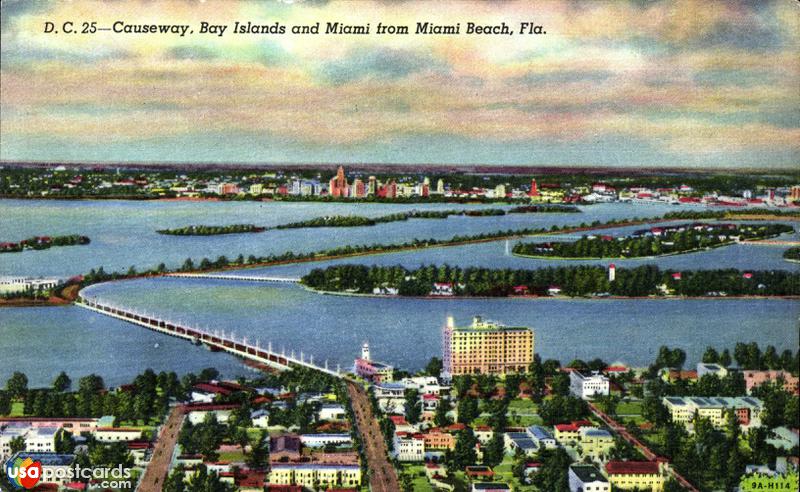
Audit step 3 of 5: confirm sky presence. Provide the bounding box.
[1,0,799,169]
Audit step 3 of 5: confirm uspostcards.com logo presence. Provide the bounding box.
[5,456,42,489]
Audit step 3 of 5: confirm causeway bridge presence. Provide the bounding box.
[165,273,301,283]
[76,294,341,377]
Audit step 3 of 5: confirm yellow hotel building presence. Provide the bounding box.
[442,316,534,376]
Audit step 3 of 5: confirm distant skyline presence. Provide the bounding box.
[1,0,799,169]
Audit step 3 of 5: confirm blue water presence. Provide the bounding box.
[0,199,797,388]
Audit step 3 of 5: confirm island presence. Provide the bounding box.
[0,234,90,253]
[274,206,579,229]
[156,224,266,236]
[300,264,800,298]
[784,247,800,262]
[513,223,793,259]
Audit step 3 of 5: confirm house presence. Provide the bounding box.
[317,404,347,422]
[547,286,562,296]
[473,425,494,445]
[431,282,455,296]
[570,371,610,399]
[697,363,728,378]
[270,434,301,462]
[422,428,456,451]
[504,432,538,456]
[392,432,425,461]
[569,464,610,492]
[1,425,59,460]
[553,420,593,445]
[742,370,799,395]
[299,433,352,448]
[605,461,665,491]
[526,425,557,449]
[0,417,99,435]
[94,427,142,443]
[269,463,361,489]
[184,403,239,425]
[578,427,615,459]
[662,396,764,429]
[251,409,270,429]
[400,376,447,396]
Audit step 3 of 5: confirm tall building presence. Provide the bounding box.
[367,176,377,195]
[528,178,539,197]
[442,316,534,377]
[608,264,616,282]
[329,166,349,198]
[436,178,445,194]
[352,178,366,198]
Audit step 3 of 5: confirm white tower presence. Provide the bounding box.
[361,341,370,361]
[608,263,616,282]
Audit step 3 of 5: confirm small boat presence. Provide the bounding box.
[154,343,160,348]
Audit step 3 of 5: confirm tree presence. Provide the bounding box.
[434,398,451,427]
[702,347,719,364]
[246,431,268,470]
[6,372,28,400]
[53,372,71,392]
[425,357,443,378]
[0,391,11,415]
[456,396,479,424]
[450,428,478,469]
[163,467,187,492]
[531,448,571,492]
[9,435,25,454]
[404,389,421,424]
[483,432,505,468]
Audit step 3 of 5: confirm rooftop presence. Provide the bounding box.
[606,460,660,475]
[10,452,75,467]
[570,464,608,483]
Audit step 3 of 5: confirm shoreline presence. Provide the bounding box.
[2,216,795,309]
[303,286,800,302]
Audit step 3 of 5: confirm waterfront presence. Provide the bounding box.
[3,277,793,387]
[1,199,798,387]
[1,199,708,278]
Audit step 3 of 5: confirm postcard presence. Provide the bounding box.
[1,1,798,491]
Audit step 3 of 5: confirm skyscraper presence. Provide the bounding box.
[329,166,349,198]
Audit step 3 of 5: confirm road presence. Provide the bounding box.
[137,405,186,492]
[588,402,699,492]
[346,382,400,492]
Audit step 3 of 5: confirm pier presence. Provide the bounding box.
[75,294,341,377]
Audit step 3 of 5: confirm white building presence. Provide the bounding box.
[94,427,142,443]
[697,363,728,378]
[401,376,447,396]
[0,276,62,294]
[569,464,610,492]
[299,433,352,448]
[317,404,347,422]
[251,409,270,429]
[0,425,59,460]
[569,371,610,399]
[392,432,425,462]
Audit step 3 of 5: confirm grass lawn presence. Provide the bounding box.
[616,400,643,415]
[490,456,536,491]
[400,464,434,491]
[10,401,24,416]
[218,449,246,462]
[508,399,538,413]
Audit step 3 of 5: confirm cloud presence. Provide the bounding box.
[0,0,798,168]
[319,48,447,85]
